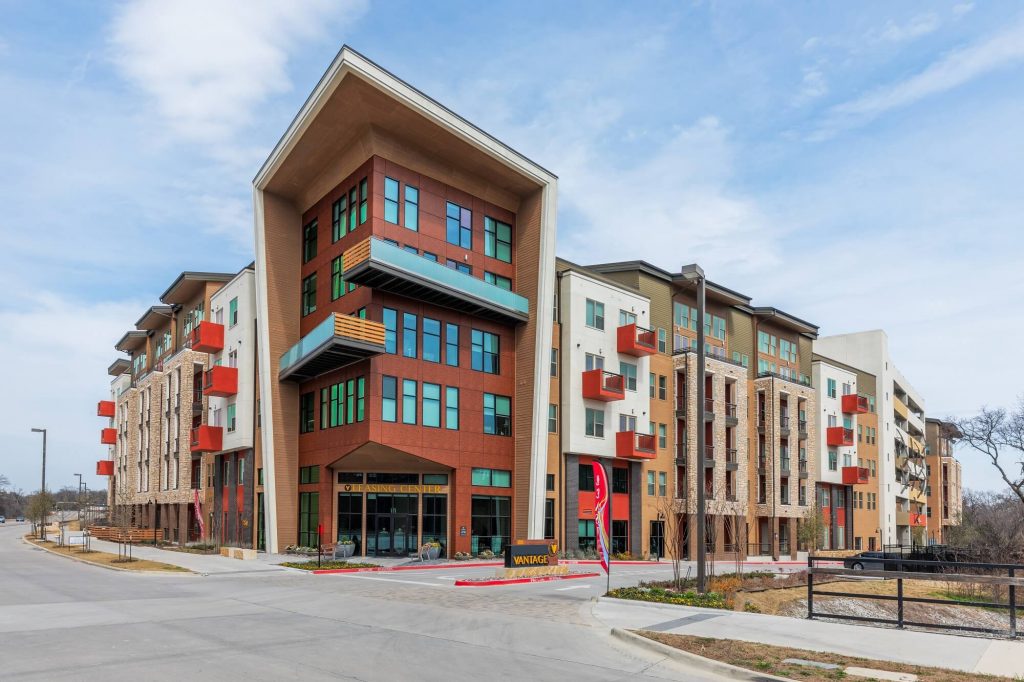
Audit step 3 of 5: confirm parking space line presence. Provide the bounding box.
[342,575,442,587]
[555,584,592,591]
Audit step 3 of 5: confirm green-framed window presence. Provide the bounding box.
[483,393,511,436]
[484,217,512,262]
[384,177,399,223]
[303,219,317,263]
[445,386,459,430]
[301,274,316,316]
[331,194,347,242]
[404,185,418,231]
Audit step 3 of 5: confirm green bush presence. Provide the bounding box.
[608,586,727,609]
[279,560,379,570]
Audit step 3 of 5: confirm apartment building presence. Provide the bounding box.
[925,418,963,544]
[252,47,557,555]
[583,261,819,561]
[811,355,881,550]
[101,271,236,543]
[815,331,928,546]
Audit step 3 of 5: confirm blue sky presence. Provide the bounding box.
[1,1,1022,495]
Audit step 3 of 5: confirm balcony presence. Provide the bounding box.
[342,237,529,324]
[279,313,386,381]
[188,321,224,354]
[95,460,114,476]
[97,400,115,418]
[190,425,223,453]
[582,369,625,401]
[893,398,909,421]
[203,365,238,397]
[798,458,809,479]
[616,431,656,460]
[100,428,116,445]
[842,394,869,414]
[726,448,738,471]
[780,456,791,472]
[675,442,687,466]
[842,466,869,485]
[703,445,715,467]
[798,419,808,439]
[826,427,854,447]
[616,323,656,357]
[909,513,927,527]
[779,415,791,436]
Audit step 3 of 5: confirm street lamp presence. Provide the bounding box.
[74,473,83,520]
[31,428,46,494]
[680,263,707,594]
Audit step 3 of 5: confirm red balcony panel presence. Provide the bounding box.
[96,460,114,476]
[842,466,869,485]
[826,427,854,447]
[97,400,115,418]
[188,321,224,354]
[203,365,238,397]
[100,428,116,445]
[582,369,625,402]
[841,394,869,414]
[909,513,927,527]
[615,431,657,460]
[190,425,223,453]
[616,323,656,357]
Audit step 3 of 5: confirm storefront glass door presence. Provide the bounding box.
[366,493,418,556]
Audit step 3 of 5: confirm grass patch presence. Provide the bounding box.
[608,586,727,609]
[637,632,1002,681]
[279,560,381,571]
[27,537,189,573]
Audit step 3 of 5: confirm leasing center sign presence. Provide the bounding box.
[504,543,558,568]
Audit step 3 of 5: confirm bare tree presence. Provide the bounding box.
[112,477,135,561]
[953,402,1024,507]
[798,497,827,553]
[945,490,1024,563]
[26,491,54,540]
[656,495,686,589]
[0,474,9,490]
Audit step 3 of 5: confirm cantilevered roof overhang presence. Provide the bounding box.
[114,330,147,353]
[279,313,387,382]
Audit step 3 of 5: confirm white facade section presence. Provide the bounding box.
[559,269,651,460]
[811,359,857,486]
[814,331,926,546]
[209,268,256,453]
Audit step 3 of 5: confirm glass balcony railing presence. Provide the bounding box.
[279,313,386,381]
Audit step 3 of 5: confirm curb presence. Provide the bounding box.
[308,560,502,575]
[21,536,195,575]
[610,628,791,682]
[455,572,600,587]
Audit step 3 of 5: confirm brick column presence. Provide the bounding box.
[565,455,579,551]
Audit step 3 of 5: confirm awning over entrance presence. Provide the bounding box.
[328,441,453,473]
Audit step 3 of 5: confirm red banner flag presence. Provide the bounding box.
[592,461,611,575]
[194,488,205,539]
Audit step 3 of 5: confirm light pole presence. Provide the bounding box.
[680,263,707,594]
[74,473,83,521]
[31,428,47,494]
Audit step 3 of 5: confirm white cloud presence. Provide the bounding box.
[953,3,975,18]
[794,66,829,105]
[109,0,366,143]
[811,19,1024,139]
[876,13,940,44]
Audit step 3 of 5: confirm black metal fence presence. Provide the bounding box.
[807,555,1023,638]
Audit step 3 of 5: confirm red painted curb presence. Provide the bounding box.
[455,572,600,587]
[308,561,502,575]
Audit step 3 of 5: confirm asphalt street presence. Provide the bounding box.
[0,524,731,681]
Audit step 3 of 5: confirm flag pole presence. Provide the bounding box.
[605,459,612,595]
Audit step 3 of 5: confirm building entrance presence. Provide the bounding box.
[366,493,418,556]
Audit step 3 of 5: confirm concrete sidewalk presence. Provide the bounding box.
[594,597,1024,678]
[85,538,290,575]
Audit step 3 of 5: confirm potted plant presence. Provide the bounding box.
[420,540,442,561]
[335,537,356,559]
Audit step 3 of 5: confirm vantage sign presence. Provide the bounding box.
[503,542,558,568]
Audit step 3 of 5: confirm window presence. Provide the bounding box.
[402,380,417,425]
[471,329,500,374]
[673,301,697,330]
[472,468,511,487]
[827,378,837,398]
[484,216,512,262]
[383,308,397,354]
[446,201,472,249]
[550,348,558,377]
[228,298,238,327]
[331,194,347,241]
[303,219,317,263]
[358,178,368,224]
[402,313,417,358]
[471,495,510,555]
[647,471,656,496]
[483,393,511,436]
[828,449,838,471]
[619,310,637,326]
[301,274,316,316]
[546,474,555,492]
[299,392,315,433]
[658,375,667,400]
[585,353,604,371]
[331,256,346,300]
[578,464,595,492]
[423,318,441,363]
[585,407,604,438]
[423,251,437,262]
[578,519,595,551]
[384,177,399,223]
[299,465,320,484]
[658,424,667,449]
[585,298,605,329]
[658,328,667,353]
[298,492,319,548]
[649,372,656,398]
[732,352,750,368]
[445,387,459,430]
[619,361,637,391]
[612,467,628,494]
[544,499,555,539]
[404,185,418,231]
[548,404,558,433]
[445,324,459,366]
[227,403,236,432]
[382,376,397,422]
[659,471,667,496]
[704,313,725,340]
[484,272,512,290]
[611,520,628,555]
[423,383,441,427]
[446,259,471,274]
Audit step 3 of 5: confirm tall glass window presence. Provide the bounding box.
[331,256,346,300]
[402,313,417,358]
[445,323,459,366]
[423,383,441,427]
[402,379,417,425]
[383,308,397,354]
[382,376,397,422]
[483,393,511,436]
[422,318,441,363]
[403,185,419,231]
[445,387,459,430]
[358,178,368,224]
[299,392,315,433]
[585,298,604,329]
[298,492,319,548]
[483,272,512,290]
[302,219,317,263]
[301,274,316,316]
[331,194,347,242]
[384,177,399,223]
[544,499,555,539]
[484,217,512,263]
[348,186,358,232]
[445,201,472,248]
[471,329,500,374]
[422,494,447,556]
[471,495,510,554]
[337,493,362,554]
